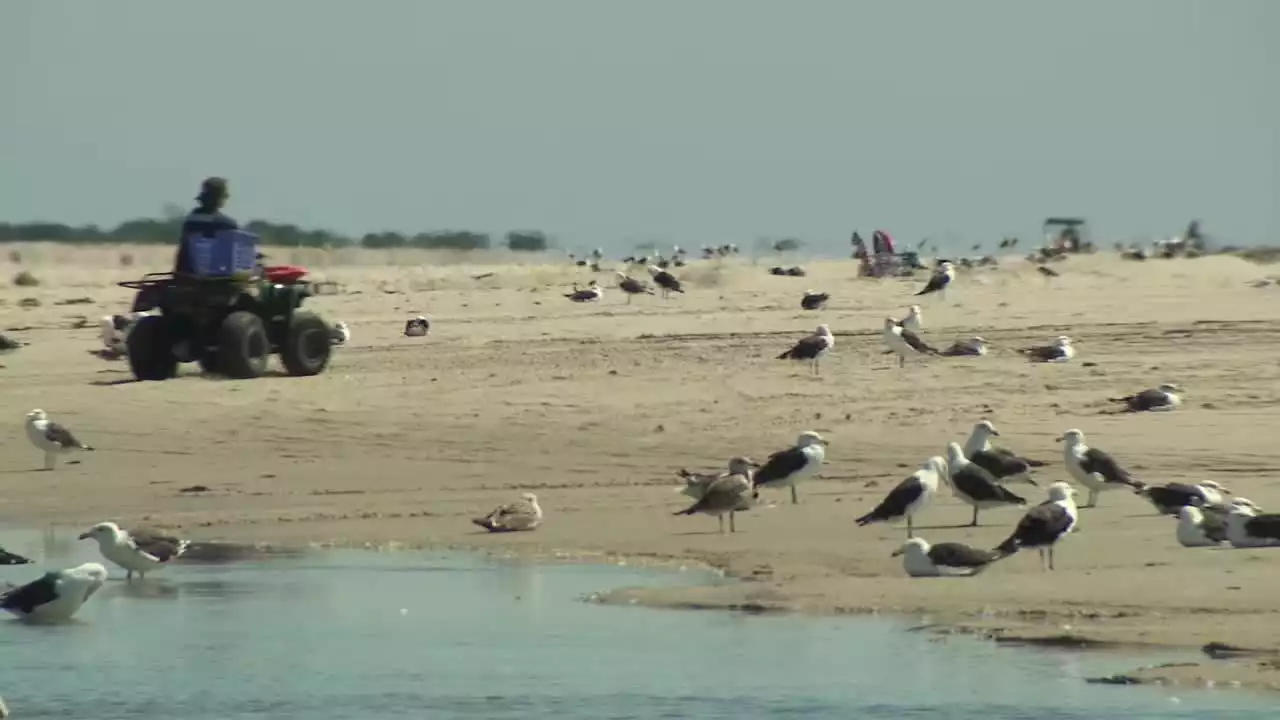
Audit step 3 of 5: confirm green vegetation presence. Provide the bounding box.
[0,217,555,253]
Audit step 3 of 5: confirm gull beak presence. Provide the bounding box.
[77,532,90,540]
[990,429,1001,437]
[1054,435,1064,443]
[890,547,905,557]
[820,439,830,446]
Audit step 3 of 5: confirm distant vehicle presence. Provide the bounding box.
[1041,217,1095,256]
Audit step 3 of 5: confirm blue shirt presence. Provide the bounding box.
[174,208,240,274]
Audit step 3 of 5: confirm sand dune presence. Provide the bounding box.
[4,244,1280,689]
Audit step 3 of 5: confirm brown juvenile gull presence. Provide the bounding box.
[473,493,543,533]
[672,456,757,533]
[24,408,94,471]
[79,522,190,580]
[776,324,835,375]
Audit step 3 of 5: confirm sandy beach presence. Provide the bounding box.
[4,243,1280,690]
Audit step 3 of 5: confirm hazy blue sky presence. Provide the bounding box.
[2,0,1276,254]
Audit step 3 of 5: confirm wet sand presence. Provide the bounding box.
[3,243,1280,690]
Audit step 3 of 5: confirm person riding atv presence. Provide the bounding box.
[174,177,240,275]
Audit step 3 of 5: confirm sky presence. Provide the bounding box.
[1,0,1276,255]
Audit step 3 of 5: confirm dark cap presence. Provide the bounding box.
[196,176,229,202]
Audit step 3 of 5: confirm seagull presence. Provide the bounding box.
[1057,428,1144,508]
[99,313,135,356]
[472,493,543,533]
[329,321,351,346]
[1136,481,1231,515]
[892,537,1005,577]
[1109,384,1182,413]
[675,468,723,500]
[776,324,835,375]
[404,316,430,337]
[614,272,655,303]
[914,261,955,300]
[939,336,989,357]
[962,419,1045,486]
[901,305,923,333]
[942,442,1027,526]
[25,408,94,471]
[994,482,1079,571]
[882,317,938,368]
[1224,503,1280,548]
[800,290,829,310]
[646,265,685,298]
[78,522,190,580]
[1036,265,1060,279]
[1017,335,1075,363]
[0,562,108,622]
[0,333,27,352]
[752,430,828,505]
[672,456,757,533]
[0,547,32,565]
[1176,505,1228,547]
[855,456,946,538]
[564,280,604,303]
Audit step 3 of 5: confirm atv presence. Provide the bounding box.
[118,264,333,381]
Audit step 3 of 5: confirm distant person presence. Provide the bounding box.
[174,177,240,275]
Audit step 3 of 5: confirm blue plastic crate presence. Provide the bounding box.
[186,230,259,277]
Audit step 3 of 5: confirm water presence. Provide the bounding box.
[1,527,1275,719]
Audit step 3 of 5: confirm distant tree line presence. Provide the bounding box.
[0,217,554,253]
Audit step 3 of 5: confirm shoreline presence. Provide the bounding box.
[5,252,1280,695]
[11,514,1279,694]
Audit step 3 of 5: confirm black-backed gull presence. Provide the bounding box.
[1017,336,1075,363]
[942,442,1027,526]
[882,317,938,368]
[994,482,1079,571]
[1110,384,1182,412]
[1058,428,1144,508]
[892,537,1004,577]
[962,419,1044,486]
[776,324,835,375]
[914,261,955,300]
[0,562,108,622]
[752,430,827,505]
[855,456,945,538]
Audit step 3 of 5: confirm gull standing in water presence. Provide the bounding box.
[79,522,190,580]
[0,562,108,622]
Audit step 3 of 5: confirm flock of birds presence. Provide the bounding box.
[3,251,1271,640]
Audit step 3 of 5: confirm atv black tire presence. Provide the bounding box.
[279,310,332,377]
[217,311,269,379]
[125,315,178,381]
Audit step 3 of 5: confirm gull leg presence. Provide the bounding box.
[1038,548,1047,571]
[717,515,725,534]
[729,512,737,533]
[43,451,56,471]
[1048,547,1056,571]
[898,354,905,369]
[1087,489,1098,508]
[790,485,798,505]
[907,515,914,539]
[970,506,979,527]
